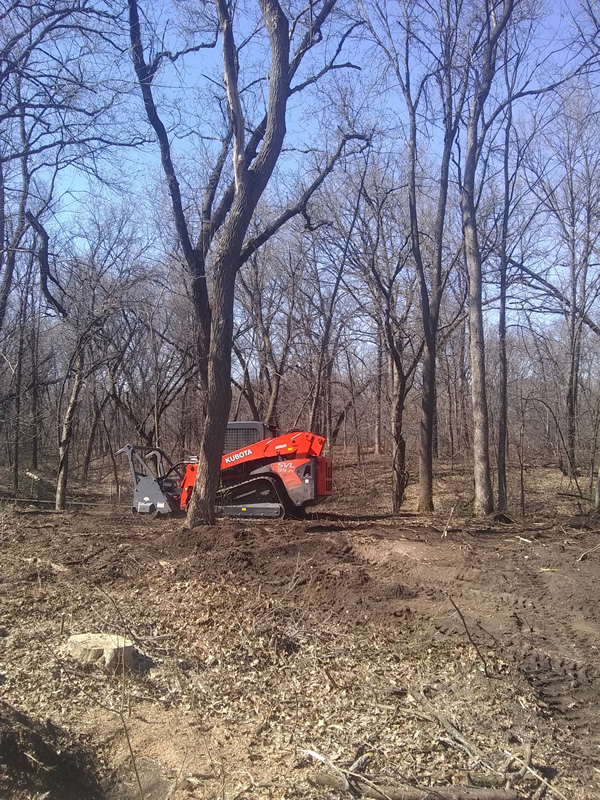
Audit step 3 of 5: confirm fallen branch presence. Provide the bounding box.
[310,770,519,799]
[408,686,481,761]
[303,749,518,800]
[448,597,491,679]
[503,750,568,800]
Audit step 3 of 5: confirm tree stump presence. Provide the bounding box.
[67,633,135,671]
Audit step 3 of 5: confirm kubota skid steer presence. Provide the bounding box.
[118,422,333,519]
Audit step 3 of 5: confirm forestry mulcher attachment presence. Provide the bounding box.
[118,422,333,519]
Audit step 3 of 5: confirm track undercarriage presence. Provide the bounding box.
[216,476,291,518]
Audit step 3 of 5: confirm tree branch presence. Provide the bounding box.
[25,211,67,317]
[239,133,370,265]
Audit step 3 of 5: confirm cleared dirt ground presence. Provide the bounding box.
[1,458,600,799]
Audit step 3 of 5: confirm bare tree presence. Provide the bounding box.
[0,0,138,333]
[48,206,153,508]
[524,90,600,479]
[459,0,515,515]
[359,0,469,511]
[128,0,366,524]
[343,158,423,509]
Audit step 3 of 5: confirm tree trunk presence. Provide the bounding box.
[265,370,281,427]
[566,313,581,479]
[0,158,29,336]
[419,340,435,511]
[391,391,408,512]
[391,364,408,512]
[497,107,512,511]
[444,349,455,467]
[589,398,600,500]
[497,270,508,511]
[374,324,384,455]
[464,215,494,516]
[102,406,121,504]
[458,318,471,453]
[186,260,236,525]
[82,393,110,483]
[13,258,36,491]
[56,354,84,511]
[30,316,40,471]
[12,327,23,493]
[460,0,514,515]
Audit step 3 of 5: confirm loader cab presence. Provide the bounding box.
[223,421,277,454]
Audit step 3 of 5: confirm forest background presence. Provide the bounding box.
[3,0,600,523]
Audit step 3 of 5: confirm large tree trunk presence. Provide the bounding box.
[464,217,494,516]
[462,89,494,515]
[460,0,514,516]
[186,253,237,524]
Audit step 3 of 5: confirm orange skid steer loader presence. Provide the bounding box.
[118,422,333,519]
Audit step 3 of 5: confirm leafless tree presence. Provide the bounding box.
[523,90,600,479]
[48,206,153,508]
[458,0,516,515]
[233,234,305,427]
[128,0,367,524]
[358,0,469,511]
[343,158,423,509]
[0,0,139,333]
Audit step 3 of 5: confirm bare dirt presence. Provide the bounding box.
[1,459,600,799]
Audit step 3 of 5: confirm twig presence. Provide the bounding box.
[300,749,349,791]
[119,711,145,800]
[502,750,568,800]
[170,746,188,798]
[556,492,591,501]
[576,542,600,562]
[503,743,531,789]
[63,547,105,566]
[449,596,491,679]
[408,686,480,761]
[309,768,519,799]
[24,751,52,770]
[441,501,459,538]
[303,748,395,799]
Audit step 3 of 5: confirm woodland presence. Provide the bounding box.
[5,4,600,800]
[2,0,600,520]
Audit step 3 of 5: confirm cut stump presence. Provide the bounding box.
[67,632,135,671]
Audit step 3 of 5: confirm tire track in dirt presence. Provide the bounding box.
[425,532,600,765]
[331,521,600,769]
